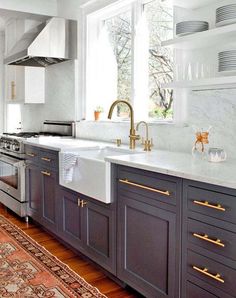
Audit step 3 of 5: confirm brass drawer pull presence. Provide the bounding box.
[11,81,16,100]
[78,199,87,208]
[41,171,51,177]
[193,266,224,283]
[193,200,226,212]
[119,179,170,196]
[41,157,51,162]
[193,233,225,247]
[26,153,36,157]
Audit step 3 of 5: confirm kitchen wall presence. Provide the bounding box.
[75,89,236,159]
[0,32,4,133]
[21,60,77,131]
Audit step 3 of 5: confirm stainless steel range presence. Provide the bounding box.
[0,120,75,221]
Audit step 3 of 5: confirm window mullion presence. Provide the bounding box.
[132,0,149,120]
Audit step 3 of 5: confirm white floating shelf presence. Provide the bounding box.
[162,76,236,90]
[172,0,215,10]
[162,23,236,50]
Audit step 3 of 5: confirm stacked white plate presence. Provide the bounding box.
[218,50,236,73]
[176,21,209,36]
[216,4,236,27]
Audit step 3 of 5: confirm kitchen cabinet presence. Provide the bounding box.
[182,179,236,298]
[26,144,116,274]
[57,187,116,274]
[116,165,181,298]
[26,163,42,223]
[6,66,45,103]
[26,145,58,233]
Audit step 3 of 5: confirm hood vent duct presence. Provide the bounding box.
[4,17,77,67]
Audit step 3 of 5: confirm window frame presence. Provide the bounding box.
[81,0,182,124]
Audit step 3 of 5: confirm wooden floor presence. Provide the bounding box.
[0,204,142,298]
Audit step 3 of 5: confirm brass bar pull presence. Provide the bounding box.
[119,179,170,196]
[41,157,51,162]
[193,200,226,212]
[41,171,51,177]
[26,153,36,157]
[193,233,225,247]
[193,266,224,283]
[11,81,16,100]
[78,199,87,208]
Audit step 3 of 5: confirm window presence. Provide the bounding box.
[86,0,173,121]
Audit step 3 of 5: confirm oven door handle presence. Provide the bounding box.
[0,155,25,167]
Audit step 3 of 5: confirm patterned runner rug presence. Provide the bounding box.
[0,215,107,297]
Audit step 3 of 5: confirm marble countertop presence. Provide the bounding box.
[24,137,236,190]
[106,151,236,190]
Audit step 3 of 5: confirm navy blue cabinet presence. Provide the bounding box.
[26,145,58,233]
[57,187,116,274]
[182,180,236,298]
[117,165,181,298]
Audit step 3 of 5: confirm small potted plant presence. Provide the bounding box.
[94,106,103,121]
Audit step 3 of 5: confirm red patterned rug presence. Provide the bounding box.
[0,215,107,297]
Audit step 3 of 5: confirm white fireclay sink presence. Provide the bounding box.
[59,146,143,204]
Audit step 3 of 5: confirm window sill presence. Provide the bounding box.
[78,119,188,127]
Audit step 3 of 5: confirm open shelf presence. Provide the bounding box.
[173,0,215,10]
[162,23,236,50]
[161,76,236,90]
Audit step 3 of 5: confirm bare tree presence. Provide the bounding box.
[105,0,173,119]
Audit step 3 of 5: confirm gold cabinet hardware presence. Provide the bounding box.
[193,233,225,247]
[26,153,36,157]
[41,157,51,162]
[119,179,170,196]
[11,81,16,100]
[41,171,51,177]
[193,200,226,212]
[192,266,224,283]
[116,139,121,147]
[78,199,87,208]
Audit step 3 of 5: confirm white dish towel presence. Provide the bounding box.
[61,152,79,183]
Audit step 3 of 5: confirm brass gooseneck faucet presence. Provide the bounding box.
[108,100,140,149]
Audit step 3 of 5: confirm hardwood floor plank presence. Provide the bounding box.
[0,205,141,298]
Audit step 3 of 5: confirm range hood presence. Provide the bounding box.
[4,17,77,67]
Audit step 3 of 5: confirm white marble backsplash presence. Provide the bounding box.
[0,33,4,134]
[76,89,236,159]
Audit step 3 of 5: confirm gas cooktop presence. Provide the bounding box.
[3,132,64,138]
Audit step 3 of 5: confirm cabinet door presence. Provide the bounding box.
[82,199,116,274]
[6,65,24,101]
[118,195,177,298]
[41,169,57,233]
[57,188,83,250]
[26,163,41,223]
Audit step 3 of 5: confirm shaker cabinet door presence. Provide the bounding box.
[82,199,116,274]
[117,195,177,298]
[41,169,57,233]
[26,163,42,223]
[57,188,83,250]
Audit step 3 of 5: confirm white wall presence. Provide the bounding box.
[0,32,4,133]
[21,60,77,131]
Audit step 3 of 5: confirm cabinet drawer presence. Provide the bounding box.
[39,149,58,170]
[187,185,236,225]
[186,282,218,298]
[187,218,236,261]
[187,250,236,296]
[25,145,39,162]
[118,166,179,206]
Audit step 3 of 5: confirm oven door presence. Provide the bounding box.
[0,154,25,202]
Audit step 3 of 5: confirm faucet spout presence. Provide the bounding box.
[108,100,139,149]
